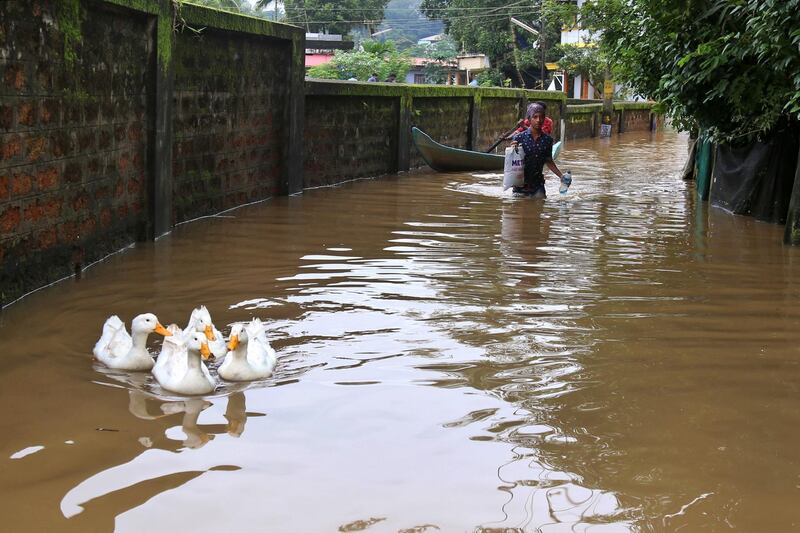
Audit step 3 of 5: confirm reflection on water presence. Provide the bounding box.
[61,391,250,519]
[1,130,800,531]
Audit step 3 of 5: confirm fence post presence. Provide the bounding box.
[784,143,800,245]
[695,132,713,201]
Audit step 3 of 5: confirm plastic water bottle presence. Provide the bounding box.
[559,170,572,194]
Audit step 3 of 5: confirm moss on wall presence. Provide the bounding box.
[178,1,301,41]
[57,0,83,67]
[614,101,656,110]
[102,0,159,14]
[567,104,602,114]
[157,4,172,72]
[305,80,565,104]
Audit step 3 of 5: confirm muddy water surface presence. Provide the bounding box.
[2,130,800,532]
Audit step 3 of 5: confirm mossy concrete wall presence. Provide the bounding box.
[172,26,291,222]
[304,95,399,188]
[563,101,661,139]
[305,81,566,185]
[0,0,304,306]
[565,104,601,140]
[0,0,153,304]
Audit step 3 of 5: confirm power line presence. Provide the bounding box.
[285,9,542,25]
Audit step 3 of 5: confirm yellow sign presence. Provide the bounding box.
[603,80,614,96]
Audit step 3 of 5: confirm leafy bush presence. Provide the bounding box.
[307,43,412,81]
[581,0,800,142]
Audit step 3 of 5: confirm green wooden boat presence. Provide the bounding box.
[412,127,562,172]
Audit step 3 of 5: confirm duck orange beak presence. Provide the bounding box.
[155,323,172,336]
[227,334,239,351]
[200,342,211,360]
[204,324,216,341]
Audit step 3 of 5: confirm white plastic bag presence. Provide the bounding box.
[503,145,525,190]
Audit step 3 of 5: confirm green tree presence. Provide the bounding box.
[189,0,256,14]
[419,0,571,88]
[416,37,457,83]
[259,0,391,36]
[580,0,800,142]
[307,41,412,80]
[555,43,606,96]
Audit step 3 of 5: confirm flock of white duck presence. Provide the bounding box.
[92,306,276,395]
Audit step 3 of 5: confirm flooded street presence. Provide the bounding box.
[2,129,800,532]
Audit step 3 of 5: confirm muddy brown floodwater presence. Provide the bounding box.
[1,129,800,532]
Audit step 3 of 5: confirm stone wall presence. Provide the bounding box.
[172,27,291,223]
[0,0,152,303]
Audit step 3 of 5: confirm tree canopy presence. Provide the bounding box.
[418,0,570,88]
[307,40,412,81]
[274,0,391,35]
[580,0,800,142]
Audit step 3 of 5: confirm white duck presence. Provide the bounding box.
[93,313,171,371]
[153,323,184,378]
[153,327,216,395]
[218,318,277,381]
[185,305,227,360]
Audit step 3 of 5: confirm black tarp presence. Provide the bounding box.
[710,123,799,224]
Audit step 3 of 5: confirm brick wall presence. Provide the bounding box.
[477,98,524,152]
[1,0,151,303]
[409,97,472,168]
[621,108,653,133]
[0,0,303,305]
[304,83,566,186]
[304,95,398,188]
[562,103,660,139]
[172,29,290,223]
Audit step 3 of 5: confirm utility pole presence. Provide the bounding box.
[540,12,545,89]
[510,16,546,88]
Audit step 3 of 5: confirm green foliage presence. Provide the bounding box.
[419,0,571,88]
[555,43,606,90]
[580,0,800,142]
[477,68,505,87]
[189,0,261,15]
[361,39,397,56]
[417,37,457,83]
[307,43,412,80]
[277,0,391,36]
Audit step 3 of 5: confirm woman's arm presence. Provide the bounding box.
[545,159,563,179]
